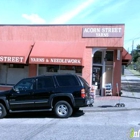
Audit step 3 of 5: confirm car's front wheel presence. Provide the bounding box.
[54,101,73,118]
[0,103,7,118]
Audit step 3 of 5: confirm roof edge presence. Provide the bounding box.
[0,24,125,26]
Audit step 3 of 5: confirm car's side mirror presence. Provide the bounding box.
[13,86,20,93]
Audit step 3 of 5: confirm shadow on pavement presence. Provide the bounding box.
[6,112,56,119]
[5,111,85,119]
[98,105,114,108]
[72,110,85,117]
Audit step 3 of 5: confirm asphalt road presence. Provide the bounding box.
[0,110,140,140]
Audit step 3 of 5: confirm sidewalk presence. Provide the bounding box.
[82,95,140,112]
[82,69,140,112]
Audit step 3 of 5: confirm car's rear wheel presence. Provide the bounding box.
[54,101,73,118]
[0,103,7,118]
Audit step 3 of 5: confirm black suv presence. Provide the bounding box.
[0,74,94,118]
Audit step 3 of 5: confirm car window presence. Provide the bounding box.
[15,79,35,90]
[79,76,90,88]
[56,75,79,87]
[37,77,54,89]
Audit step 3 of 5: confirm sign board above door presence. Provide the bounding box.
[82,27,123,38]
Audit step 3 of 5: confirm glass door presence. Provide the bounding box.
[92,66,102,90]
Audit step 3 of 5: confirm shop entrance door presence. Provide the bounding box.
[92,66,102,94]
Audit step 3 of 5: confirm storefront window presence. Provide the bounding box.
[8,64,27,68]
[0,64,29,85]
[60,65,75,70]
[59,66,82,73]
[93,51,102,64]
[46,65,59,72]
[39,65,82,74]
[106,51,113,61]
[75,66,82,73]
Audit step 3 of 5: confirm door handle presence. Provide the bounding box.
[50,91,54,93]
[30,92,34,94]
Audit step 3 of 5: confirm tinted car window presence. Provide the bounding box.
[79,76,90,88]
[15,79,35,90]
[56,75,79,86]
[37,77,54,89]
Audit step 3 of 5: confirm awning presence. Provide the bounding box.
[29,41,86,66]
[0,41,34,64]
[122,48,132,65]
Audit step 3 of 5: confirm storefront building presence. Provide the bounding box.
[0,24,131,96]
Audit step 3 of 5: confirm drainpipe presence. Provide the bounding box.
[102,50,106,96]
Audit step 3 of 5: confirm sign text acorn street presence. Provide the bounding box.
[0,56,24,63]
[82,27,123,37]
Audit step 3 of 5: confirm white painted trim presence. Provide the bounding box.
[92,48,107,96]
[37,64,39,76]
[92,48,107,57]
[102,50,106,96]
[117,50,120,60]
[90,54,93,86]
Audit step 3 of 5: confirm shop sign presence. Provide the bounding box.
[0,56,24,63]
[30,57,82,65]
[82,27,123,38]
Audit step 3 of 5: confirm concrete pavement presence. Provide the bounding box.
[82,69,140,112]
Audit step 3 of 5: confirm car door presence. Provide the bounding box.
[9,78,36,111]
[33,76,55,109]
